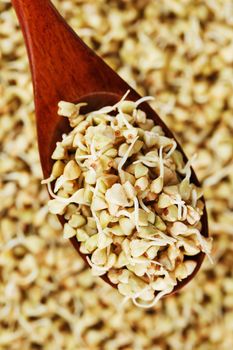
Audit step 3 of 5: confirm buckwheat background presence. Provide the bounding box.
[0,0,233,349]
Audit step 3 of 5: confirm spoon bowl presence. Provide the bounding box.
[53,91,208,294]
[12,0,208,295]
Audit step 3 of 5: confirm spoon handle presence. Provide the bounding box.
[11,0,94,95]
[11,0,129,100]
[11,0,132,176]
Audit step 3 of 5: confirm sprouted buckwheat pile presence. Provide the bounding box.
[43,92,212,308]
[0,0,233,349]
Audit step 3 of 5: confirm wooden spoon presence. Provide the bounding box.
[12,0,208,294]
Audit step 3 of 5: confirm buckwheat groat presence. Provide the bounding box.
[43,92,212,307]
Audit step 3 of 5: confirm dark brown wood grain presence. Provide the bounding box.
[11,0,208,295]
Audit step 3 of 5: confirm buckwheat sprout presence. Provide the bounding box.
[90,140,98,161]
[149,261,171,278]
[54,175,66,193]
[191,189,198,207]
[87,113,115,122]
[73,136,87,152]
[92,178,100,198]
[165,139,177,159]
[76,144,112,162]
[159,146,164,178]
[133,153,159,164]
[171,194,187,220]
[90,105,115,116]
[116,90,131,106]
[75,154,93,159]
[133,159,159,167]
[118,108,133,129]
[188,228,213,264]
[110,120,119,131]
[180,154,197,179]
[157,232,177,244]
[118,136,139,182]
[47,182,71,203]
[41,174,55,185]
[97,144,113,157]
[132,286,173,308]
[135,96,154,108]
[86,256,109,275]
[47,182,90,207]
[143,237,173,245]
[116,210,132,218]
[122,286,151,306]
[128,257,151,265]
[145,272,153,281]
[128,258,168,277]
[91,209,103,236]
[92,90,130,115]
[90,181,104,236]
[134,196,140,232]
[47,182,68,201]
[139,198,151,213]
